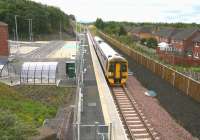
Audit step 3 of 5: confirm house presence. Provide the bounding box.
[154,28,179,44]
[193,35,200,59]
[131,26,154,39]
[0,21,9,57]
[170,28,200,54]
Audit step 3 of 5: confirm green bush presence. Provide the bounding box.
[140,38,157,49]
[0,84,73,139]
[140,38,147,45]
[0,110,37,140]
[146,38,158,48]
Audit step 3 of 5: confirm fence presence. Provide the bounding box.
[97,31,200,103]
[157,50,200,66]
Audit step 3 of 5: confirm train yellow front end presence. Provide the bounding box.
[93,36,128,86]
[106,56,128,86]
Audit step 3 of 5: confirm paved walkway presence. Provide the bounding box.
[80,33,105,140]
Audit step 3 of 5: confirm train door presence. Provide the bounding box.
[115,63,121,84]
[108,62,121,85]
[115,63,121,79]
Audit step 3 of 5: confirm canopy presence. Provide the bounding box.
[20,62,58,84]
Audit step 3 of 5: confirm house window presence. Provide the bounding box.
[195,42,200,47]
[194,52,199,59]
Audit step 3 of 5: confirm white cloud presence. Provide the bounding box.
[32,0,200,23]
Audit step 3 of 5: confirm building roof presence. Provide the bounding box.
[193,35,200,42]
[154,28,178,38]
[0,21,7,26]
[21,62,58,84]
[171,28,199,40]
[131,26,153,34]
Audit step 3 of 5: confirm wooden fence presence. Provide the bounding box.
[97,31,200,102]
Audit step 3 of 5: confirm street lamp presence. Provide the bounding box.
[25,19,33,41]
[14,15,20,56]
[15,15,19,42]
[59,21,62,40]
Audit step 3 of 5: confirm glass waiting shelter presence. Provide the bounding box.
[0,60,16,78]
[20,62,58,84]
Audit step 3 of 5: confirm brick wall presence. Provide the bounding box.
[184,31,200,52]
[0,22,9,56]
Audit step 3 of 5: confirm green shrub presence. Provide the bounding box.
[0,84,73,139]
[140,38,147,45]
[0,110,37,140]
[146,38,158,48]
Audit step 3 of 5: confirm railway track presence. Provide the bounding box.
[111,86,160,140]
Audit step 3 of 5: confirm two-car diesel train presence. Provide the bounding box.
[93,36,128,86]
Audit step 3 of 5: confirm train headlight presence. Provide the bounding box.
[108,72,113,78]
[109,72,113,76]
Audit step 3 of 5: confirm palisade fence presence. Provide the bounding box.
[97,31,200,103]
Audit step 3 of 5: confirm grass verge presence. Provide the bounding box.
[0,83,74,139]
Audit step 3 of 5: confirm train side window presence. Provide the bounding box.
[121,63,127,72]
[109,63,115,72]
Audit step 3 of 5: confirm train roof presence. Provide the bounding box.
[94,36,103,42]
[94,36,122,59]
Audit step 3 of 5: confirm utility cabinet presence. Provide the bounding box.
[66,61,76,78]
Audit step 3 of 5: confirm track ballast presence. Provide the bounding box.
[111,86,160,140]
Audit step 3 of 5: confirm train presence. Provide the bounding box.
[93,36,128,86]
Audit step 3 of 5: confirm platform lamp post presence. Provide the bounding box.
[15,15,19,56]
[15,15,19,42]
[12,29,16,41]
[75,20,77,82]
[25,19,33,41]
[59,20,62,40]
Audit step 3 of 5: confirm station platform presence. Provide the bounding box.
[87,32,127,140]
[79,33,105,140]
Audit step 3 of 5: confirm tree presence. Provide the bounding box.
[118,25,127,36]
[146,38,157,49]
[95,18,104,29]
[69,14,75,21]
[0,0,74,39]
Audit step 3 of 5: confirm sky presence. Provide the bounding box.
[32,0,200,23]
